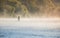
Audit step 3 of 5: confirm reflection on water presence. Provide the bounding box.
[0,28,60,38]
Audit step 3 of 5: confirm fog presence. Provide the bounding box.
[0,18,60,29]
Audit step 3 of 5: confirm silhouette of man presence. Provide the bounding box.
[18,16,20,21]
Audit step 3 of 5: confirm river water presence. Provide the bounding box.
[0,18,60,38]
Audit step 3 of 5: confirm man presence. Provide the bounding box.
[18,16,20,21]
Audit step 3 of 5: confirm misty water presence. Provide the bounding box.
[0,18,60,38]
[0,28,60,38]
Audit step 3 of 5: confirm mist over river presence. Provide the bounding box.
[0,18,60,38]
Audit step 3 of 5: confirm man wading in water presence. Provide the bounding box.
[18,16,20,21]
